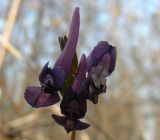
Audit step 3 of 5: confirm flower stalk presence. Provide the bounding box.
[71,131,76,140]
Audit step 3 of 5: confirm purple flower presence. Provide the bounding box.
[86,41,117,104]
[54,7,80,75]
[24,7,80,108]
[52,54,90,133]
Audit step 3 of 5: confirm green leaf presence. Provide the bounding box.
[58,36,78,96]
[58,36,68,50]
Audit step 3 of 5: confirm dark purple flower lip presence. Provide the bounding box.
[52,114,90,133]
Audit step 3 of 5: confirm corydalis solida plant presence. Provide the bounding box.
[24,7,117,133]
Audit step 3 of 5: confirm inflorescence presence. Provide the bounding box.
[24,7,117,133]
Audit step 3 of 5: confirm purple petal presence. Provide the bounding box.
[108,47,117,74]
[54,7,80,75]
[87,41,111,72]
[72,54,87,93]
[52,114,90,133]
[86,78,107,104]
[90,93,98,104]
[78,94,87,118]
[52,67,65,89]
[52,114,73,133]
[52,114,65,126]
[24,86,60,108]
[75,120,90,130]
[60,87,75,115]
[39,62,51,82]
[94,47,116,77]
[91,78,107,93]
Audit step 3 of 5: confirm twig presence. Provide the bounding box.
[0,0,22,68]
[0,36,22,59]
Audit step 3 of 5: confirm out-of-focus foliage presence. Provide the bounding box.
[0,0,160,140]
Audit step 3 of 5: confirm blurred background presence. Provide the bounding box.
[0,0,160,140]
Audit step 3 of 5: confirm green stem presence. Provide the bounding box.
[71,131,76,140]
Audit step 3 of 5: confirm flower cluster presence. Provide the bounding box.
[24,7,117,133]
